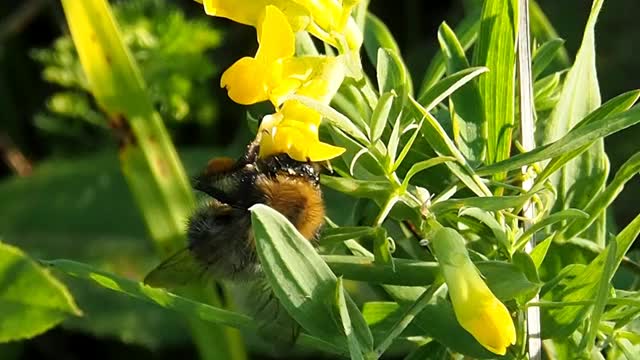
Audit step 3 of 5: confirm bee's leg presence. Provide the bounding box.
[240,138,260,165]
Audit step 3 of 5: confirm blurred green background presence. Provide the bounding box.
[0,0,638,359]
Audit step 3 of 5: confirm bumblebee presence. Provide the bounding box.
[144,141,325,287]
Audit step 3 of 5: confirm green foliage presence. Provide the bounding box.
[0,242,81,342]
[2,0,640,359]
[31,0,221,152]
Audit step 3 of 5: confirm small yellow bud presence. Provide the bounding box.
[431,227,516,355]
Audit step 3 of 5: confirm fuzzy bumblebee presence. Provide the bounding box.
[144,141,325,287]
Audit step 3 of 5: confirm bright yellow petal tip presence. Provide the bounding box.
[258,101,345,161]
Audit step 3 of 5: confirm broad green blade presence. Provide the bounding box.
[60,0,192,256]
[473,0,517,171]
[60,1,243,359]
[0,242,81,342]
[44,259,345,356]
[251,204,372,352]
[542,0,606,245]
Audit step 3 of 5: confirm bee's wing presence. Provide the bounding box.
[144,248,206,289]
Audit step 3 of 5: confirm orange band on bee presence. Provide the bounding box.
[204,157,236,175]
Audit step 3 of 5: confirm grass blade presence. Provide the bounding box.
[437,22,486,163]
[542,0,606,245]
[43,259,345,356]
[476,104,640,176]
[473,0,517,169]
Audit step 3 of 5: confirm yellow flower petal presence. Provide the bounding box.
[256,5,295,62]
[306,140,346,161]
[201,0,310,31]
[454,292,517,355]
[257,101,345,161]
[220,57,268,105]
[280,100,322,125]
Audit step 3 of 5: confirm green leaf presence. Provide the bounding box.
[377,48,408,97]
[534,71,563,111]
[374,282,442,356]
[327,127,385,178]
[0,242,81,342]
[417,67,488,113]
[321,176,393,202]
[542,0,606,245]
[458,207,509,249]
[529,1,570,67]
[251,204,369,350]
[437,22,486,163]
[531,91,640,190]
[44,259,345,355]
[362,302,420,341]
[476,261,541,302]
[560,152,640,241]
[473,0,517,167]
[581,239,616,351]
[369,91,395,142]
[323,256,439,286]
[513,209,589,251]
[476,104,640,176]
[542,214,640,338]
[334,278,374,360]
[60,0,194,255]
[530,234,553,269]
[420,10,481,92]
[392,119,424,172]
[430,194,533,215]
[532,38,566,79]
[372,228,395,271]
[401,156,456,190]
[321,227,377,245]
[0,150,215,347]
[376,48,411,125]
[364,13,401,67]
[409,97,492,197]
[386,115,402,169]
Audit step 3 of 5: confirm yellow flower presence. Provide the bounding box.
[220,6,346,107]
[258,100,345,161]
[196,0,362,49]
[431,227,516,355]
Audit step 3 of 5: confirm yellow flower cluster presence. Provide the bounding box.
[198,0,362,161]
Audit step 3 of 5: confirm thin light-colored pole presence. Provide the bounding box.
[517,0,542,359]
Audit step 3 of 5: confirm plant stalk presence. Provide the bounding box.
[517,0,541,359]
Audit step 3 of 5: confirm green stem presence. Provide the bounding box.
[373,281,443,355]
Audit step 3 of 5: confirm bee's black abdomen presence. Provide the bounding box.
[187,201,260,280]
